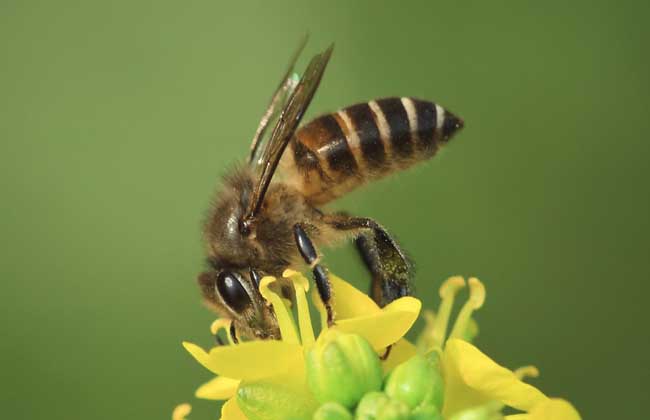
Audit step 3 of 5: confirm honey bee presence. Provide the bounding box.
[198,40,464,341]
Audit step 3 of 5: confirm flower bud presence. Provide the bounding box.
[411,404,443,420]
[313,402,353,420]
[355,392,390,420]
[236,379,317,420]
[384,354,444,410]
[447,403,504,420]
[375,399,410,420]
[306,331,383,408]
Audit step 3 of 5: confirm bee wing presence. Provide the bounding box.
[248,35,308,166]
[244,44,334,221]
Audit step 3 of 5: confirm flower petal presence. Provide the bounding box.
[221,397,247,420]
[329,273,381,318]
[504,399,581,420]
[441,339,548,417]
[333,296,421,350]
[381,339,418,374]
[172,403,191,420]
[195,376,241,400]
[183,341,304,381]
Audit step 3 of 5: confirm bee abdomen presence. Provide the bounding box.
[284,97,463,204]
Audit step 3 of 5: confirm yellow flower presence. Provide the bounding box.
[420,276,581,420]
[183,269,421,419]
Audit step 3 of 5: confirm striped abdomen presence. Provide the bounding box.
[281,97,464,204]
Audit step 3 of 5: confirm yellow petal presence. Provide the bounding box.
[172,403,191,420]
[442,339,548,417]
[221,397,247,420]
[333,296,421,350]
[183,340,304,381]
[504,399,581,420]
[381,339,418,374]
[528,398,581,420]
[195,376,241,400]
[329,273,381,318]
[310,272,381,331]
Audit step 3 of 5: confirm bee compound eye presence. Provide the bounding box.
[216,271,251,312]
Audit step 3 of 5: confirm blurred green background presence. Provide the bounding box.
[1,1,648,419]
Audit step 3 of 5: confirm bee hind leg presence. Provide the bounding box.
[293,223,335,326]
[324,215,413,307]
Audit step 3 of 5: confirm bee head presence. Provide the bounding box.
[198,267,281,340]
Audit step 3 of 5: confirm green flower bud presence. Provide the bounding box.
[447,403,504,420]
[375,399,410,420]
[237,379,318,420]
[313,402,353,420]
[355,392,390,420]
[411,404,443,420]
[384,354,444,410]
[306,331,383,408]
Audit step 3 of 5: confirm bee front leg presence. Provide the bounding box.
[293,223,335,326]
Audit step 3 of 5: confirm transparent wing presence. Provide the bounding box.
[243,44,334,222]
[248,35,308,166]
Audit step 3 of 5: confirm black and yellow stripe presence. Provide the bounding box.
[286,97,463,204]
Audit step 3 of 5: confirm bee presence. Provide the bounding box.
[198,40,464,341]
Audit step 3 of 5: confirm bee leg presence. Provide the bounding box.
[229,323,239,344]
[293,223,335,326]
[324,215,413,307]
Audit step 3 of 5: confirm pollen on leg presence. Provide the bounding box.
[431,276,466,349]
[172,403,191,420]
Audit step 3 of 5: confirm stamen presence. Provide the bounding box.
[259,276,300,345]
[310,280,330,335]
[449,277,486,341]
[283,269,315,347]
[514,365,540,380]
[210,319,236,346]
[415,309,437,352]
[431,276,466,349]
[172,403,191,420]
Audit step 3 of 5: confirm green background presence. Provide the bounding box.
[1,1,648,419]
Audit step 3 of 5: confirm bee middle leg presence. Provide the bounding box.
[293,223,335,326]
[323,214,413,307]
